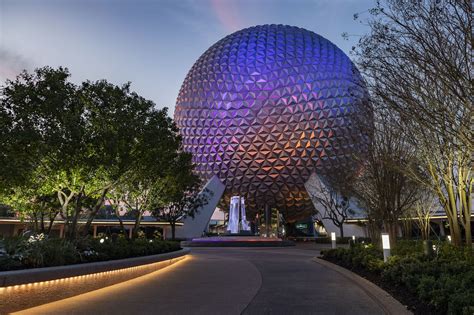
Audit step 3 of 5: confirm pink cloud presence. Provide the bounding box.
[0,48,33,83]
[210,0,245,32]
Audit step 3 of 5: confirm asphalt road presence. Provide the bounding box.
[16,247,385,315]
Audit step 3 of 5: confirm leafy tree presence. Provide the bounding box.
[105,108,182,239]
[1,67,83,234]
[1,67,182,240]
[151,153,209,240]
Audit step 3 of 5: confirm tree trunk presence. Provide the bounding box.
[46,213,57,235]
[132,211,143,240]
[171,222,176,241]
[68,194,83,240]
[40,211,45,233]
[464,219,472,247]
[83,187,109,236]
[114,206,128,239]
[339,224,344,238]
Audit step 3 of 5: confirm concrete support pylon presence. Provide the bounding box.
[173,175,225,239]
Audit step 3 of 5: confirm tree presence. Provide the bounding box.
[0,67,76,192]
[411,194,438,241]
[105,108,182,239]
[354,110,421,246]
[1,67,182,240]
[306,173,355,238]
[1,67,84,236]
[151,153,209,240]
[353,0,472,246]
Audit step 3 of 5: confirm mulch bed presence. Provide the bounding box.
[321,257,442,315]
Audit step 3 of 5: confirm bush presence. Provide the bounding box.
[23,238,80,268]
[321,241,474,314]
[298,236,372,244]
[0,234,181,271]
[322,244,384,273]
[0,255,23,271]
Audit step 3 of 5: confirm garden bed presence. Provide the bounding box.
[0,235,181,271]
[0,248,189,313]
[320,241,474,315]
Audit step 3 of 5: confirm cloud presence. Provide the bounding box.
[210,0,246,32]
[0,47,33,83]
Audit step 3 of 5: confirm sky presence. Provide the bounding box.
[0,0,374,115]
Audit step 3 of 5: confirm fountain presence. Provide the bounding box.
[227,196,251,234]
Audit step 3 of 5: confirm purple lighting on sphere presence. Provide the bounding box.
[175,25,371,220]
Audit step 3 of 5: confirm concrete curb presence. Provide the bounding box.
[0,248,190,287]
[0,248,190,314]
[312,257,412,315]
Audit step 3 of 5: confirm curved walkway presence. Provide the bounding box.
[16,247,393,314]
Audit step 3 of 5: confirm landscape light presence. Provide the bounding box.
[381,234,390,249]
[100,238,105,244]
[447,235,451,242]
[352,235,356,241]
[331,232,336,249]
[381,233,391,262]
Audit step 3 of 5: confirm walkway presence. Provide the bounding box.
[16,247,387,315]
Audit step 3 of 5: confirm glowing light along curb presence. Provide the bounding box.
[0,255,188,294]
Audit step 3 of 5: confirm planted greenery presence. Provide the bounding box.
[0,67,201,241]
[321,241,474,314]
[0,234,180,271]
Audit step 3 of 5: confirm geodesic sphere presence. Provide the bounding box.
[175,24,371,220]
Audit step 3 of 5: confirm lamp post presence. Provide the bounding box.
[381,233,391,262]
[331,232,336,249]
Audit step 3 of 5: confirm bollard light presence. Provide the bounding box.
[352,235,356,241]
[382,234,390,249]
[447,235,451,243]
[381,233,391,262]
[331,232,336,249]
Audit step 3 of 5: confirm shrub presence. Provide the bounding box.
[321,241,474,314]
[0,235,181,271]
[22,238,80,268]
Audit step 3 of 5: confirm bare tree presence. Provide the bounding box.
[411,195,438,241]
[353,0,472,246]
[306,173,356,238]
[354,110,421,247]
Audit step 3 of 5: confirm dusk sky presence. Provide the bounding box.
[0,0,374,115]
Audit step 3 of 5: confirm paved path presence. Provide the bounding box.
[16,247,385,315]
